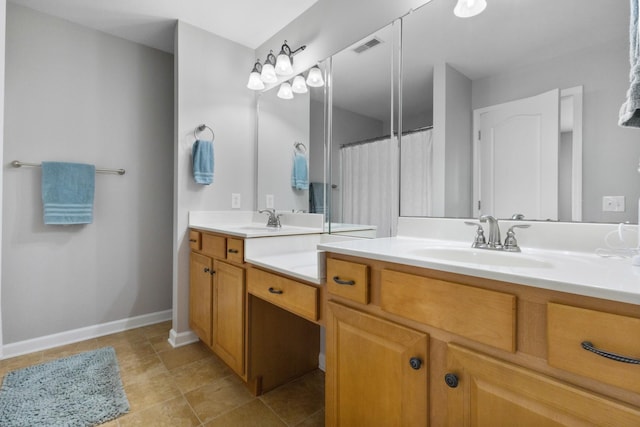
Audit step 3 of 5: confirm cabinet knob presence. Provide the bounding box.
[409,357,422,370]
[203,267,210,273]
[203,267,215,275]
[444,373,459,388]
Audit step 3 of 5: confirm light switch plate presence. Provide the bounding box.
[266,194,274,209]
[602,196,625,212]
[231,193,241,209]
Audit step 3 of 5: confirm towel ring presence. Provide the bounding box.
[194,124,215,142]
[294,142,307,153]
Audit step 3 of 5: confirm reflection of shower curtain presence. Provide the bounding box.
[340,137,399,238]
[400,129,433,216]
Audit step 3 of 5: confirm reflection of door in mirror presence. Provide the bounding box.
[474,89,560,221]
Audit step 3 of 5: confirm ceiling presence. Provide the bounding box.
[9,0,319,53]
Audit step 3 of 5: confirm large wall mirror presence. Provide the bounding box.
[256,63,327,215]
[257,0,640,236]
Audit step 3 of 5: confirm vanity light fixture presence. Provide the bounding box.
[260,51,278,84]
[275,41,294,75]
[246,60,265,90]
[291,75,308,93]
[454,0,487,18]
[306,65,325,87]
[277,81,294,99]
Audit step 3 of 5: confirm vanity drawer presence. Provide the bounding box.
[201,233,227,258]
[547,303,640,394]
[189,230,201,251]
[226,238,244,263]
[247,268,318,321]
[326,258,369,304]
[380,269,516,352]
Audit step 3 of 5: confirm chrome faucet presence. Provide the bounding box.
[466,216,531,252]
[259,208,281,228]
[479,215,502,249]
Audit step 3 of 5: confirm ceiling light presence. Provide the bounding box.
[246,60,264,90]
[260,51,277,84]
[454,0,487,18]
[306,65,324,88]
[275,41,294,76]
[292,75,308,94]
[277,82,294,100]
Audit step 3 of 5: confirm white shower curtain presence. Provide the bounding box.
[400,129,433,217]
[340,137,399,238]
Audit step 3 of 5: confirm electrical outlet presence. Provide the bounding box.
[602,196,625,212]
[266,194,274,209]
[231,193,241,209]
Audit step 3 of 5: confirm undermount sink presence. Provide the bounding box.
[234,225,283,232]
[409,247,553,268]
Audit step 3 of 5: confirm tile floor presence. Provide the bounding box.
[0,321,325,426]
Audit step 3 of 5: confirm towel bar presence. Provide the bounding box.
[11,160,125,175]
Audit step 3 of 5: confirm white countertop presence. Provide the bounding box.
[317,236,640,305]
[189,211,324,238]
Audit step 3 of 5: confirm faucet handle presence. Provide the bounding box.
[465,221,487,248]
[503,224,531,252]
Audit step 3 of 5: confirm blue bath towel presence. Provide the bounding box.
[41,162,95,225]
[619,0,640,127]
[193,139,214,185]
[291,152,309,190]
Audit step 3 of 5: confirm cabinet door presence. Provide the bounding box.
[446,343,640,426]
[189,252,213,346]
[326,302,428,427]
[213,260,245,376]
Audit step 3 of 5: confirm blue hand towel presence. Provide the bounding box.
[619,0,640,127]
[291,152,309,190]
[193,139,214,185]
[41,162,95,225]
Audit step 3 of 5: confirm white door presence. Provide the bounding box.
[473,89,560,220]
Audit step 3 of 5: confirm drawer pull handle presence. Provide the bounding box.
[228,249,239,254]
[444,373,459,388]
[581,341,640,364]
[189,239,197,243]
[409,357,422,370]
[268,287,284,295]
[333,276,355,286]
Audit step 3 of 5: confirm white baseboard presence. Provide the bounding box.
[168,328,199,348]
[1,309,172,360]
[318,352,325,372]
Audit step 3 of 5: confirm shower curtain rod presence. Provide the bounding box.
[339,125,433,149]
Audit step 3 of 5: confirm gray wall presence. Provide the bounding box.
[173,21,255,339]
[472,39,640,223]
[3,4,174,343]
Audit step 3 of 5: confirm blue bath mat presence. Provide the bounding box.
[0,346,129,426]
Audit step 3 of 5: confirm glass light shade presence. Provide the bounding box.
[277,82,294,100]
[275,53,294,75]
[454,0,487,18]
[291,75,308,93]
[306,66,324,87]
[260,63,277,83]
[247,71,265,90]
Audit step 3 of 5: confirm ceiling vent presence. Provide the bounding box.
[353,37,383,54]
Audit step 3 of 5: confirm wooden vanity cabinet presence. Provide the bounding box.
[326,301,428,427]
[323,253,640,426]
[189,228,321,396]
[189,230,246,377]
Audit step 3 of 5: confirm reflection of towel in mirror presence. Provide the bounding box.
[619,0,640,127]
[309,182,325,214]
[41,161,95,225]
[291,152,309,190]
[193,139,214,185]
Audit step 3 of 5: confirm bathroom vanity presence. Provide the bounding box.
[188,213,640,425]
